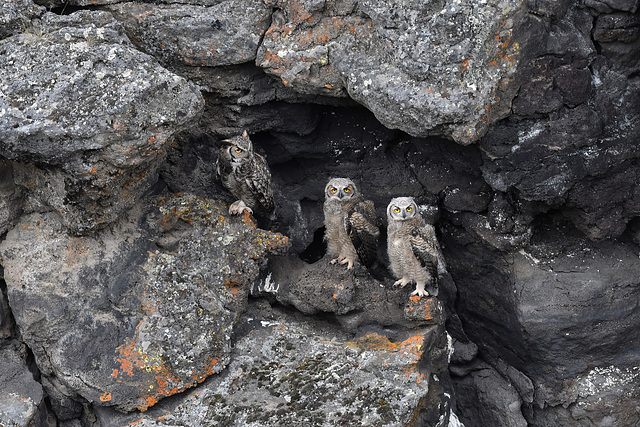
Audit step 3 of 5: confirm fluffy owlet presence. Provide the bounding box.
[386,197,447,298]
[216,131,275,219]
[323,177,380,269]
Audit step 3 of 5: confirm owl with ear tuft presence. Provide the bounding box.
[386,197,447,298]
[216,130,275,219]
[323,177,380,269]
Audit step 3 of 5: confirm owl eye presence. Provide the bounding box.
[406,206,412,212]
[344,188,350,193]
[234,148,243,153]
[394,207,400,213]
[331,187,337,193]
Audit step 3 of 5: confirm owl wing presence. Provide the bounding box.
[409,222,446,279]
[245,154,275,214]
[345,199,380,267]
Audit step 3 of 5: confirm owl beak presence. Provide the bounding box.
[337,192,343,200]
[402,211,406,219]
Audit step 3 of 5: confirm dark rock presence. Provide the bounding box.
[445,213,640,425]
[94,299,453,426]
[0,0,45,40]
[0,271,13,339]
[0,158,23,238]
[451,360,527,427]
[0,343,47,427]
[0,10,203,234]
[261,254,447,332]
[257,0,528,143]
[0,193,289,413]
[107,1,272,68]
[450,339,479,365]
[598,0,639,11]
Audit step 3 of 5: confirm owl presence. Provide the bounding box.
[323,177,380,269]
[216,131,275,219]
[386,197,446,298]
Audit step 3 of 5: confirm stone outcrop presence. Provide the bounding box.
[0,0,639,425]
[0,344,48,427]
[93,299,452,426]
[0,10,203,235]
[0,194,289,416]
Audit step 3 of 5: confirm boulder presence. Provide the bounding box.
[257,0,527,144]
[445,213,640,425]
[0,10,203,234]
[0,193,289,413]
[107,1,272,68]
[0,0,45,40]
[94,299,453,426]
[451,360,527,427]
[0,344,48,427]
[259,254,448,333]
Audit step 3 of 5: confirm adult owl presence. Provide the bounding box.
[386,197,446,298]
[323,177,380,269]
[216,131,275,219]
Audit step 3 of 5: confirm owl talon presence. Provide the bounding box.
[410,283,429,298]
[339,257,355,269]
[330,255,345,265]
[229,200,253,216]
[393,277,412,288]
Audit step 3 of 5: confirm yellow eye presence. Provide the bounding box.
[331,187,337,193]
[394,207,400,213]
[344,188,350,193]
[406,206,412,212]
[234,148,242,153]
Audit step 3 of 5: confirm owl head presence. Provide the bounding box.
[325,177,358,201]
[221,130,253,164]
[387,197,418,220]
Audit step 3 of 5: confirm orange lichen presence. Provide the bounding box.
[99,392,112,402]
[347,332,425,355]
[345,333,427,383]
[459,58,470,72]
[406,296,437,321]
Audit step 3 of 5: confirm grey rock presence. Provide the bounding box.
[0,344,47,427]
[0,193,289,413]
[0,275,13,339]
[261,254,446,332]
[257,0,527,144]
[0,159,23,238]
[452,360,527,427]
[0,0,45,40]
[94,299,453,426]
[107,1,272,68]
[445,214,640,424]
[0,10,203,234]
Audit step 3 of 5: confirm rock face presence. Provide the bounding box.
[94,299,452,426]
[0,0,639,426]
[0,344,48,427]
[256,0,525,144]
[0,194,289,415]
[0,11,203,235]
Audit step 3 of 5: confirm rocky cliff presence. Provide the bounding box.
[0,0,639,426]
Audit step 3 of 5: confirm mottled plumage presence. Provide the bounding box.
[216,131,275,218]
[386,197,446,298]
[323,178,380,269]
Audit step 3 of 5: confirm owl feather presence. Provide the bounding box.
[345,199,380,268]
[216,131,275,219]
[324,178,380,269]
